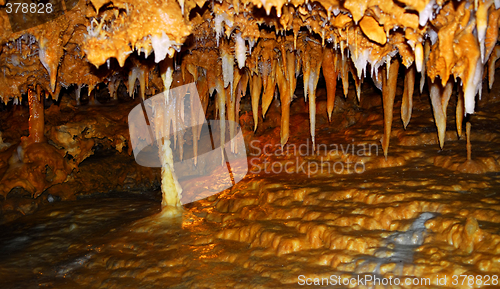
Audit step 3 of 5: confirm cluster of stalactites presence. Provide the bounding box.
[164,0,500,156]
[170,34,404,159]
[4,0,500,159]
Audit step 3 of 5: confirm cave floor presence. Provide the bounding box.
[1,80,500,288]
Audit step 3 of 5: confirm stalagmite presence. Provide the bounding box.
[155,57,182,210]
[430,80,453,149]
[381,58,400,158]
[322,48,338,121]
[401,65,415,129]
[159,137,182,209]
[28,87,45,143]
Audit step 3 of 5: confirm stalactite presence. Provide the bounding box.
[190,87,199,165]
[420,41,431,93]
[488,46,500,89]
[456,90,464,139]
[277,54,290,147]
[128,66,147,100]
[170,71,186,152]
[261,57,277,118]
[76,85,82,106]
[477,0,491,62]
[221,40,234,90]
[191,70,209,163]
[351,64,362,102]
[160,57,175,100]
[340,52,349,97]
[197,71,210,115]
[458,27,482,115]
[175,79,187,161]
[415,42,424,73]
[250,73,262,131]
[322,48,338,121]
[88,85,98,105]
[235,32,246,69]
[286,49,297,104]
[430,79,453,149]
[306,43,323,149]
[381,58,400,158]
[466,122,472,161]
[302,45,311,102]
[50,84,62,102]
[215,77,226,161]
[238,69,249,107]
[108,77,119,101]
[227,69,242,153]
[139,69,147,100]
[401,64,416,129]
[484,9,500,64]
[38,37,61,93]
[28,87,45,143]
[234,74,246,152]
